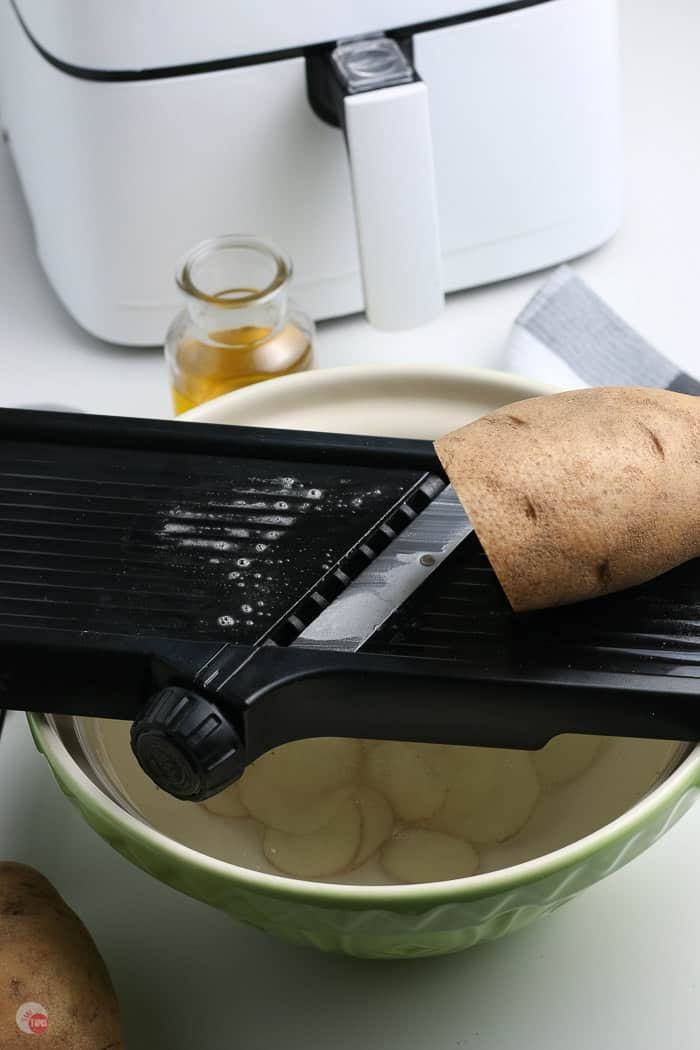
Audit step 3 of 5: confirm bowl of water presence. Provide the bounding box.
[28,365,699,958]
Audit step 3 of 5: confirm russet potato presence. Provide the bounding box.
[436,386,700,610]
[0,863,122,1049]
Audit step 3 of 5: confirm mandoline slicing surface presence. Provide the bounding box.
[365,533,700,680]
[0,440,425,645]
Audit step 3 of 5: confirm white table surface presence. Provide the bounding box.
[2,1,700,1047]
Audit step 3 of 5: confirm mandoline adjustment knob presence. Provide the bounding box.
[130,686,244,802]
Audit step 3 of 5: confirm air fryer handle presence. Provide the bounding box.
[308,36,444,331]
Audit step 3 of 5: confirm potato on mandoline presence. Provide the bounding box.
[435,386,700,611]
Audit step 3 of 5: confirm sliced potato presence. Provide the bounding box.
[241,737,361,797]
[382,829,478,884]
[351,786,394,867]
[533,734,604,787]
[420,742,468,779]
[411,742,455,764]
[239,737,362,833]
[263,797,361,877]
[201,781,248,818]
[239,782,351,834]
[364,741,447,821]
[429,747,540,844]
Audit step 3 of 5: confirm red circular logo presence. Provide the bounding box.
[29,1013,48,1035]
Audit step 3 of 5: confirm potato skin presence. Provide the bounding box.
[435,386,700,611]
[0,863,123,1049]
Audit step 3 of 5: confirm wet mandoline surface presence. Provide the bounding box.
[0,440,426,644]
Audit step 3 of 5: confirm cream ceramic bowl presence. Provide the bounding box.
[28,365,700,959]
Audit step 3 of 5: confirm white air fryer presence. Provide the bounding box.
[0,0,621,343]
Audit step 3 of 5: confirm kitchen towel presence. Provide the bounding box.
[505,264,700,394]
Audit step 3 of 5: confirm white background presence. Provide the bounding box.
[1,1,700,1047]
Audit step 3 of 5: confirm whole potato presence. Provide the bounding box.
[0,862,123,1049]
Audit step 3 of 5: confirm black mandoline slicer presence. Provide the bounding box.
[1,407,700,802]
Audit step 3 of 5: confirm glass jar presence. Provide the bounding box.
[165,235,315,414]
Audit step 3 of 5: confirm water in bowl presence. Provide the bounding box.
[80,719,685,886]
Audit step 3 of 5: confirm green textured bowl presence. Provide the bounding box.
[27,365,700,959]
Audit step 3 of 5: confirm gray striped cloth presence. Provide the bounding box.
[505,265,700,394]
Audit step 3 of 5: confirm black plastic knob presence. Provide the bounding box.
[130,687,244,802]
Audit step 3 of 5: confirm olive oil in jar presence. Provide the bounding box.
[165,237,314,415]
[170,321,313,415]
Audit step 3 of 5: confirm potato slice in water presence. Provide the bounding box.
[239,737,362,833]
[533,734,604,787]
[382,829,478,884]
[263,797,362,878]
[201,781,248,818]
[239,782,352,834]
[430,747,540,844]
[365,741,447,821]
[352,786,394,867]
[244,737,362,797]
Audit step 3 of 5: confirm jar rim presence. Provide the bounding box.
[176,235,292,308]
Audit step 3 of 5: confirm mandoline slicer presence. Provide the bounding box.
[0,407,699,801]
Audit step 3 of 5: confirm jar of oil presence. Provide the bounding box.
[165,235,314,414]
